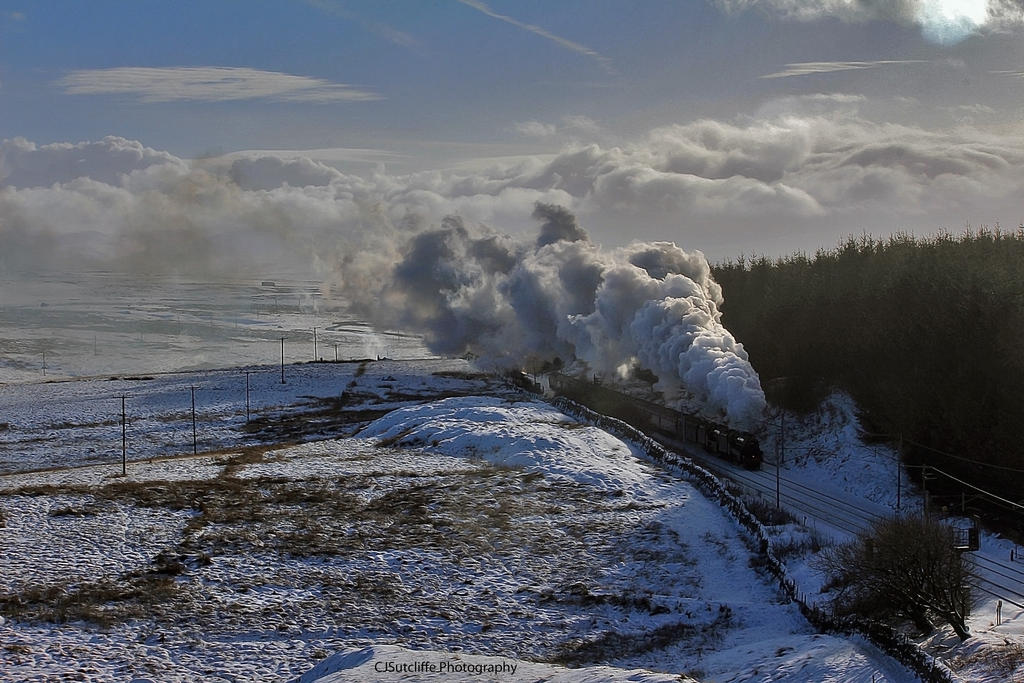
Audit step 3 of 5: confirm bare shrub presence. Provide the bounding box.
[815,515,973,640]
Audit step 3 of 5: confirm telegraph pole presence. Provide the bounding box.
[280,337,286,384]
[897,433,903,512]
[334,343,338,362]
[923,464,930,517]
[775,412,785,509]
[120,395,127,475]
[190,386,197,455]
[775,458,781,510]
[779,412,785,466]
[313,327,318,361]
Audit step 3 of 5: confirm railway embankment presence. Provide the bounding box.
[551,395,960,683]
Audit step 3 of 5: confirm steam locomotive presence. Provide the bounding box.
[544,372,764,470]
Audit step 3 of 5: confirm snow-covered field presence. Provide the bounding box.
[0,356,500,474]
[0,364,919,682]
[2,275,1021,681]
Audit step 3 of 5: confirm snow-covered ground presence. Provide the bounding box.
[759,391,911,514]
[0,365,918,682]
[296,645,689,682]
[0,357,498,474]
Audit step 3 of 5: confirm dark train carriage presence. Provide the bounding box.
[695,421,711,450]
[716,428,730,454]
[546,372,763,470]
[648,409,678,434]
[681,414,700,443]
[635,397,682,436]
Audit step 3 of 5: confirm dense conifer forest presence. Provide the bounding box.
[713,228,1024,509]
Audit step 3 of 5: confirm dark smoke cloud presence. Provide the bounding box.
[533,201,588,247]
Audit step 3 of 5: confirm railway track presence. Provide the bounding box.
[652,431,1024,611]
[537,371,1024,614]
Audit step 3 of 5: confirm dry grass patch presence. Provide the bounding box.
[950,640,1024,680]
[554,606,733,666]
[0,552,185,629]
[0,449,693,659]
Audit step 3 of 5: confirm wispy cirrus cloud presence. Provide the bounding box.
[56,66,382,103]
[456,0,614,74]
[761,60,928,79]
[304,0,419,49]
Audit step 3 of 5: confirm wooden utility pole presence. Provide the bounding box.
[120,395,127,475]
[190,386,197,455]
[776,457,781,510]
[897,433,903,512]
[923,464,930,517]
[779,412,785,466]
[775,413,785,509]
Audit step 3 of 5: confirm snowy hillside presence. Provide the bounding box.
[0,363,917,681]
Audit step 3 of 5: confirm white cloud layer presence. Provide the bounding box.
[56,67,382,103]
[0,137,186,188]
[3,104,1024,280]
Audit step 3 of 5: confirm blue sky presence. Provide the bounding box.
[2,1,1024,259]
[5,1,1019,156]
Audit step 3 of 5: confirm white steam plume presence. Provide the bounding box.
[345,203,767,428]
